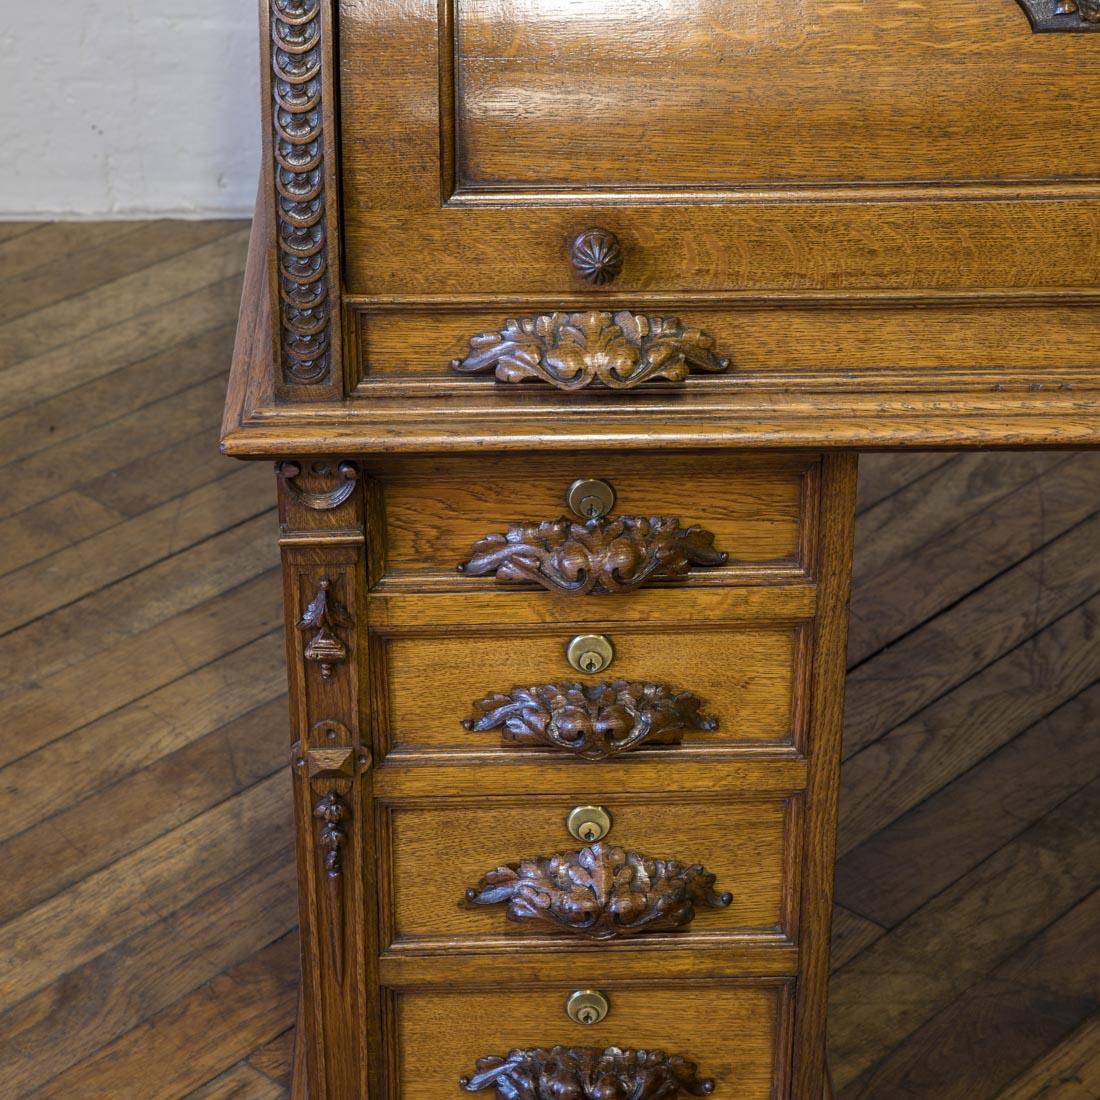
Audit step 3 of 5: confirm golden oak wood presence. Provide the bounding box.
[227,2,1099,1097]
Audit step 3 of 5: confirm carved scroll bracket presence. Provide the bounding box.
[277,460,360,511]
[465,842,733,939]
[451,311,731,390]
[458,515,728,596]
[464,680,718,759]
[461,1046,716,1098]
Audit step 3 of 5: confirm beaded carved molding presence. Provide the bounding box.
[270,0,334,386]
[464,842,733,939]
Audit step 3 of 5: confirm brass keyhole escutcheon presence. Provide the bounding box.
[566,634,614,675]
[566,989,610,1026]
[566,478,615,520]
[567,805,612,843]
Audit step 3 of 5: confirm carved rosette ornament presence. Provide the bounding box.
[270,0,333,385]
[450,311,731,390]
[461,1046,716,1098]
[464,680,718,759]
[458,516,728,596]
[465,842,733,939]
[297,577,351,677]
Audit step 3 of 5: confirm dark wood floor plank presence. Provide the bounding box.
[830,906,887,972]
[0,692,288,926]
[247,1029,296,1095]
[0,221,242,326]
[0,426,248,578]
[0,570,281,767]
[845,508,1100,759]
[0,464,273,638]
[997,1011,1100,1099]
[852,452,1068,588]
[836,682,1100,927]
[838,892,1100,1099]
[0,632,286,841]
[839,594,1100,855]
[0,271,244,419]
[0,511,276,693]
[855,453,956,514]
[849,452,1100,664]
[0,227,249,373]
[0,771,292,1009]
[0,223,131,280]
[1,857,296,1098]
[828,778,1100,1088]
[0,372,239,520]
[186,1062,288,1099]
[27,931,299,1100]
[0,321,236,465]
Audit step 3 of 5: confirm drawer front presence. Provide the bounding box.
[392,982,788,1099]
[380,796,800,949]
[339,2,1100,298]
[371,454,816,589]
[376,620,807,759]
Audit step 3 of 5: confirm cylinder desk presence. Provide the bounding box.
[222,0,1100,1095]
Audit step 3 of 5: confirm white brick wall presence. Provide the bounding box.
[8,1,261,217]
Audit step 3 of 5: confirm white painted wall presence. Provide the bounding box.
[8,2,261,218]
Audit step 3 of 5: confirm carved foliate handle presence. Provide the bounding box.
[457,515,728,596]
[465,842,732,939]
[464,680,718,760]
[461,1045,716,1097]
[1015,0,1099,29]
[450,310,731,390]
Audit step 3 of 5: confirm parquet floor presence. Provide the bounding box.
[0,220,1096,1099]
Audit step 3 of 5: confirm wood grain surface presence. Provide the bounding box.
[0,224,1097,1097]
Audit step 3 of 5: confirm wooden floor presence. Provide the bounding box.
[0,221,1096,1099]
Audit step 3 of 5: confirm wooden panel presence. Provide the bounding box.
[378,622,807,755]
[373,452,814,585]
[392,982,786,1099]
[381,795,798,947]
[448,0,1099,190]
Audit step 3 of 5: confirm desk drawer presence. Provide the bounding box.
[375,617,809,759]
[391,981,788,1099]
[370,453,817,590]
[380,795,800,950]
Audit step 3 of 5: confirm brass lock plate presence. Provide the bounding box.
[566,989,610,1026]
[566,634,614,675]
[566,478,615,520]
[567,805,612,843]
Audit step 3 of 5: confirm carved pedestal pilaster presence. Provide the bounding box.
[278,458,371,1100]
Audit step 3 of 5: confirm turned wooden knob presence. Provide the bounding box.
[570,227,624,284]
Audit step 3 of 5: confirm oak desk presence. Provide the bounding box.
[222,2,1100,1095]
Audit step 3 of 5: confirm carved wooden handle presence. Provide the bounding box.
[457,515,728,596]
[463,680,718,760]
[461,1045,716,1097]
[450,310,731,390]
[465,842,732,939]
[1016,0,1099,29]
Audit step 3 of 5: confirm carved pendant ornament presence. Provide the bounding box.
[313,790,349,982]
[464,680,718,760]
[270,0,334,385]
[458,515,728,596]
[297,577,351,678]
[465,842,733,939]
[276,460,360,510]
[461,1046,716,1098]
[450,311,731,390]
